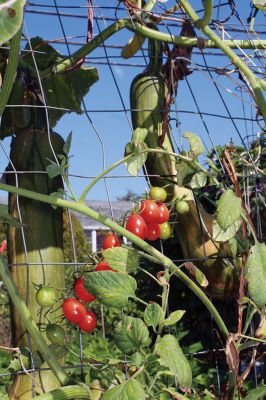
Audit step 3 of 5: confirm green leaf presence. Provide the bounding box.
[162,310,186,326]
[85,271,137,308]
[124,141,148,177]
[144,303,164,331]
[0,0,25,45]
[212,219,241,242]
[253,0,266,11]
[155,334,192,389]
[131,127,148,146]
[244,242,266,308]
[245,383,266,400]
[114,315,150,354]
[23,37,64,69]
[0,204,23,227]
[176,159,196,187]
[43,66,99,127]
[183,131,204,156]
[217,189,242,230]
[22,37,99,127]
[46,163,65,179]
[63,131,72,155]
[102,378,146,400]
[102,247,139,273]
[190,172,207,189]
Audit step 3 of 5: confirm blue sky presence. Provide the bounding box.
[0,1,265,201]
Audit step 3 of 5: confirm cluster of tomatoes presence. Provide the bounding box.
[125,187,171,241]
[38,187,188,336]
[62,235,120,333]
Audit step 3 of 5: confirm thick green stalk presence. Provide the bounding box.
[36,19,266,79]
[178,0,266,124]
[0,254,70,386]
[195,0,213,29]
[127,22,266,49]
[0,29,21,115]
[34,385,91,400]
[0,181,229,340]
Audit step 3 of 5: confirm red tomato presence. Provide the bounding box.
[78,311,97,333]
[74,277,96,303]
[102,234,121,250]
[95,260,114,271]
[126,213,148,240]
[146,223,161,241]
[156,203,169,224]
[139,200,159,223]
[62,298,87,324]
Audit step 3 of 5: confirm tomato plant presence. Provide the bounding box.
[146,222,161,241]
[36,287,57,308]
[46,324,65,345]
[125,213,148,240]
[139,200,159,223]
[62,298,87,324]
[159,222,172,240]
[175,200,189,214]
[95,260,114,271]
[74,277,96,303]
[102,233,121,250]
[149,186,167,202]
[157,202,169,224]
[78,311,97,333]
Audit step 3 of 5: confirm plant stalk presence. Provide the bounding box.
[194,0,213,29]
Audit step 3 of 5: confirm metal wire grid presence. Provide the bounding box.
[0,0,265,396]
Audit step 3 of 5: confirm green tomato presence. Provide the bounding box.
[36,287,56,308]
[46,324,65,345]
[175,200,189,215]
[159,222,172,240]
[149,186,167,202]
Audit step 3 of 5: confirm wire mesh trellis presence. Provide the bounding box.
[0,0,265,398]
